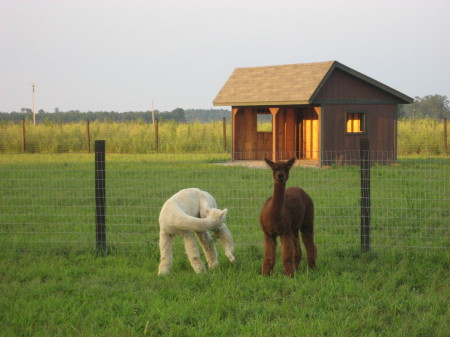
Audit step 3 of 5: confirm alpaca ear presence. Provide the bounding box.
[221,208,228,217]
[286,158,296,169]
[264,158,274,168]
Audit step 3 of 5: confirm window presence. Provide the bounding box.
[346,112,365,133]
[257,111,272,132]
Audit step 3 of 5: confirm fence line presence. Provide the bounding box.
[0,118,231,154]
[1,118,448,155]
[0,147,448,253]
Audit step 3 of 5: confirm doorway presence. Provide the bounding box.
[297,108,319,160]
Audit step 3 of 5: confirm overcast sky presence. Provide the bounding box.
[1,0,449,113]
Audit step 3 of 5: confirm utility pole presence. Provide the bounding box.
[152,101,155,124]
[32,83,36,125]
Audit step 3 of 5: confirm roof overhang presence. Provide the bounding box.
[214,100,311,107]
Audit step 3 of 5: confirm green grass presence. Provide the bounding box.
[1,153,449,335]
[1,247,448,336]
[1,154,449,251]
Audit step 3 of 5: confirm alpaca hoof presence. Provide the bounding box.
[262,270,271,276]
[158,269,170,276]
[226,253,236,263]
[193,265,207,274]
[208,260,219,269]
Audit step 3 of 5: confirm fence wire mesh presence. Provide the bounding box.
[1,148,448,253]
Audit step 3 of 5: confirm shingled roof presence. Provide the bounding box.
[213,61,413,106]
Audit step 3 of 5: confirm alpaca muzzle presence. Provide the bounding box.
[276,173,286,182]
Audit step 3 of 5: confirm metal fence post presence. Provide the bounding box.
[360,138,371,252]
[95,140,107,255]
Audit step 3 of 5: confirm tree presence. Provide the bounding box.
[170,108,186,122]
[399,95,449,119]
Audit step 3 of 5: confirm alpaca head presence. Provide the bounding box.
[204,208,228,224]
[264,158,296,184]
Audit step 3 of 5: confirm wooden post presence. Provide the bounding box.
[232,108,238,161]
[222,117,227,152]
[95,140,106,255]
[269,107,279,161]
[86,120,91,153]
[444,118,448,153]
[154,119,159,152]
[21,119,26,153]
[360,138,371,252]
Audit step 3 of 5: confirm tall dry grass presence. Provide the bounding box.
[0,119,231,154]
[0,118,447,155]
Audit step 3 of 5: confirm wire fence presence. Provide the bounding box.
[1,143,449,253]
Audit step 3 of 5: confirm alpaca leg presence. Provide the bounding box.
[262,233,277,276]
[214,224,236,263]
[280,233,296,277]
[293,231,302,270]
[183,231,206,273]
[158,233,174,275]
[301,232,317,269]
[195,231,219,269]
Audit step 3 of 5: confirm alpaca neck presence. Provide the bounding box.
[268,181,286,219]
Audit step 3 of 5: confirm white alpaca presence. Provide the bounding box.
[158,188,235,275]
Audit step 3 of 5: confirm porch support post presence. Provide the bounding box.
[232,107,239,161]
[269,107,279,161]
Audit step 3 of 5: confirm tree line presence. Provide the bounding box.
[0,95,448,124]
[398,95,449,119]
[0,108,231,124]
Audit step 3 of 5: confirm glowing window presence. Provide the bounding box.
[346,112,365,133]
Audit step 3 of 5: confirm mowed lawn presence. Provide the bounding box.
[0,153,449,336]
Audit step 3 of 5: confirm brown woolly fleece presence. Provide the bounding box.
[259,158,317,276]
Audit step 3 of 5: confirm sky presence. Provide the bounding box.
[1,0,449,113]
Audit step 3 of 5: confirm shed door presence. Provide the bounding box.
[297,108,319,159]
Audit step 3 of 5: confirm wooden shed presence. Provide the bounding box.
[213,61,413,165]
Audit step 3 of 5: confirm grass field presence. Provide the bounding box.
[1,153,449,250]
[1,247,448,336]
[1,153,449,336]
[1,118,448,155]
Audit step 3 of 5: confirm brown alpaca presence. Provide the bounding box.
[259,158,317,276]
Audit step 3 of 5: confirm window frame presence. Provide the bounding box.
[345,111,366,134]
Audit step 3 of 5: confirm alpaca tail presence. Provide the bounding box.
[172,209,227,232]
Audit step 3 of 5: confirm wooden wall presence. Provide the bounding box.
[230,67,404,164]
[233,107,257,160]
[315,69,403,103]
[233,104,397,164]
[321,104,397,164]
[232,106,320,161]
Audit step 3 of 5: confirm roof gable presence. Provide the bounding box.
[213,61,413,106]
